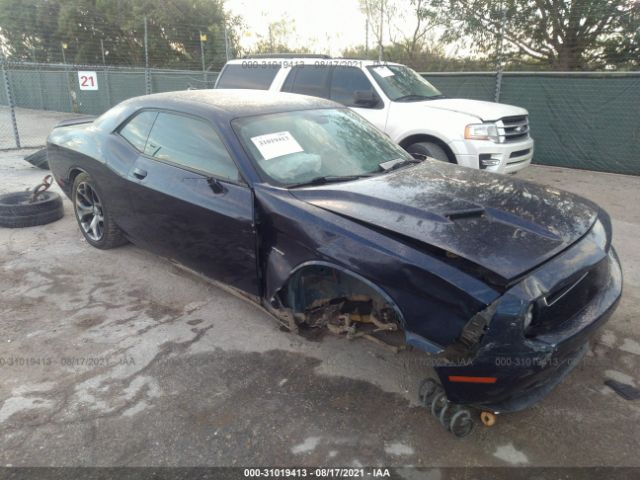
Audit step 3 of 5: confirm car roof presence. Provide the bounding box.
[224,58,403,67]
[226,56,404,67]
[122,89,340,122]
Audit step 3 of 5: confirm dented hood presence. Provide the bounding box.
[291,161,599,284]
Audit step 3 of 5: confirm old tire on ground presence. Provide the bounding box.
[0,191,64,228]
[405,142,451,163]
[72,172,128,249]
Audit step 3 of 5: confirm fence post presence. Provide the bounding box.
[101,40,112,109]
[224,25,230,61]
[199,31,209,85]
[1,56,21,148]
[144,16,151,95]
[30,47,45,109]
[494,2,506,103]
[37,66,45,110]
[61,43,76,112]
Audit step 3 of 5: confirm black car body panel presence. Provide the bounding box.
[253,182,497,349]
[46,90,623,412]
[291,162,599,285]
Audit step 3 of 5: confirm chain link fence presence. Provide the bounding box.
[423,71,640,176]
[0,61,220,149]
[2,63,639,176]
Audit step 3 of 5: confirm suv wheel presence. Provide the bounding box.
[406,142,452,163]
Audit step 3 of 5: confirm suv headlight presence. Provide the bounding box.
[465,123,499,142]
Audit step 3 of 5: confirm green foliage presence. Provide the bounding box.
[0,0,236,68]
[342,43,494,71]
[246,18,313,56]
[424,0,640,71]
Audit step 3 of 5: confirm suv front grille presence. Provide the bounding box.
[497,115,529,143]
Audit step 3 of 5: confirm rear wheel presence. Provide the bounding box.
[405,141,451,163]
[72,172,127,249]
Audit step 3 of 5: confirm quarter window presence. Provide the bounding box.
[144,112,239,181]
[119,110,157,151]
[330,67,376,106]
[215,64,280,90]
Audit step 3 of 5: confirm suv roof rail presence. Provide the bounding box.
[242,53,332,59]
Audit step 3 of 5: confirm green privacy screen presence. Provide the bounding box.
[1,64,638,175]
[422,73,496,102]
[0,65,217,116]
[423,72,640,176]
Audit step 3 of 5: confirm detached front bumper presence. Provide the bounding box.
[451,137,534,174]
[434,247,622,413]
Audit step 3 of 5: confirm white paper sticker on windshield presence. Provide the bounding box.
[373,66,395,78]
[251,131,304,160]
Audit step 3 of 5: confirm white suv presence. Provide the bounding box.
[215,57,534,174]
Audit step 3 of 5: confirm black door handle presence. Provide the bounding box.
[132,167,147,179]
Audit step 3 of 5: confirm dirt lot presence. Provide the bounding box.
[0,150,639,467]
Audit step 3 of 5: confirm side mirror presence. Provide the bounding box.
[207,177,226,194]
[352,90,380,108]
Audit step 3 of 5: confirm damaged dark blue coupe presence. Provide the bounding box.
[47,90,622,433]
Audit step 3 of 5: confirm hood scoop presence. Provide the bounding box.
[438,199,485,220]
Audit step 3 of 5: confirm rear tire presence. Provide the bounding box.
[72,172,127,249]
[405,142,452,163]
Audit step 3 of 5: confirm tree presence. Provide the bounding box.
[342,42,494,70]
[425,0,640,70]
[249,18,312,55]
[354,0,485,70]
[359,0,392,59]
[360,0,436,63]
[0,0,236,69]
[386,0,437,65]
[600,0,640,69]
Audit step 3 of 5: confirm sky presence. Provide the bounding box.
[225,0,380,56]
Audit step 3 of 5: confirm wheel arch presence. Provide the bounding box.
[273,260,407,329]
[399,134,457,164]
[68,166,88,186]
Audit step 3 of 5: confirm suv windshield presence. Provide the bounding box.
[367,65,443,102]
[233,108,413,187]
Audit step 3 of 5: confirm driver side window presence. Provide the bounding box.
[330,67,377,107]
[144,112,240,182]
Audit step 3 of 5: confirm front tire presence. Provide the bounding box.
[72,172,127,249]
[405,141,452,163]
